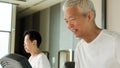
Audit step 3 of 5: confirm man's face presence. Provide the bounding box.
[64,6,89,38]
[24,35,33,53]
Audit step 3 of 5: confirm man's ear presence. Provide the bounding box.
[87,11,94,22]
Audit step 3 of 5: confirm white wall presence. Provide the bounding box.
[39,8,50,51]
[107,0,120,33]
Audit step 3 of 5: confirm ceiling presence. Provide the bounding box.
[0,0,64,18]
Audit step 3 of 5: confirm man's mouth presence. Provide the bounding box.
[72,29,78,33]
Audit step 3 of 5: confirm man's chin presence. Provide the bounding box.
[74,34,81,39]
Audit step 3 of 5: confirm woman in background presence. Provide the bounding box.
[24,30,51,68]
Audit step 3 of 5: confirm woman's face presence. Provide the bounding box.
[24,35,33,53]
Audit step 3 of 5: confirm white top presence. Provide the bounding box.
[29,53,51,68]
[75,30,120,68]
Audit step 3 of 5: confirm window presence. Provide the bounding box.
[0,2,12,58]
[0,32,10,58]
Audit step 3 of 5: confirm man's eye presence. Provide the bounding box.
[70,18,75,21]
[65,20,68,23]
[70,18,75,22]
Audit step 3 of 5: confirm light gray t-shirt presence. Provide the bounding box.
[75,30,120,68]
[29,53,51,68]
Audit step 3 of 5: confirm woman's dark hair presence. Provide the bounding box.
[24,30,42,48]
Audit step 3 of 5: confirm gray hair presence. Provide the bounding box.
[63,0,96,19]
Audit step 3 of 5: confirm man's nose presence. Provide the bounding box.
[67,22,74,29]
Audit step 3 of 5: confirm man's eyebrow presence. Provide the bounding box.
[64,15,75,20]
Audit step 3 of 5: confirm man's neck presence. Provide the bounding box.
[83,27,102,43]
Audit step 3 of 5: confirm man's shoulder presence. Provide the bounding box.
[103,30,120,38]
